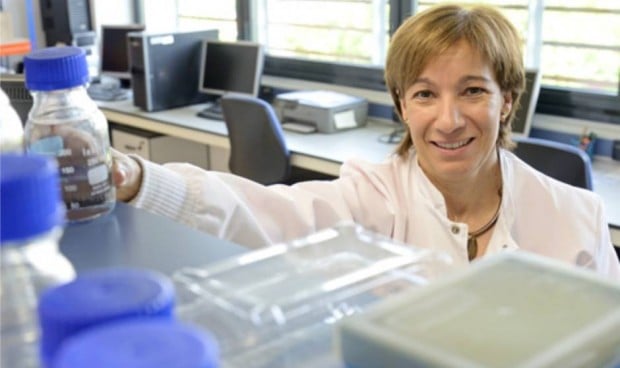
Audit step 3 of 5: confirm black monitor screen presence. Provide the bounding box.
[100,24,145,79]
[511,69,541,137]
[198,41,264,97]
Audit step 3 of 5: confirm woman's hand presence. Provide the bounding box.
[111,148,143,202]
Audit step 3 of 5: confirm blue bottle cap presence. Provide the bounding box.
[53,320,219,368]
[24,46,89,91]
[0,154,65,243]
[38,268,176,366]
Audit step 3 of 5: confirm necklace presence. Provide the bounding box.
[467,199,501,262]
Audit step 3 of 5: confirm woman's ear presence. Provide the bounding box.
[399,98,407,122]
[501,91,513,118]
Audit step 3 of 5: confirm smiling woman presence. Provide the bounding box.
[384,5,522,260]
[110,3,620,282]
[386,4,524,158]
[397,41,508,208]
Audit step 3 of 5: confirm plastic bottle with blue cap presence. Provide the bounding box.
[0,153,76,368]
[23,46,116,222]
[37,267,177,367]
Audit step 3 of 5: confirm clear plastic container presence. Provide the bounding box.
[0,87,24,153]
[0,154,76,368]
[37,267,176,367]
[23,46,115,222]
[338,252,620,368]
[172,223,453,367]
[52,319,219,368]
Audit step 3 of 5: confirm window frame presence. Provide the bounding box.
[244,0,406,92]
[170,0,620,125]
[535,3,620,124]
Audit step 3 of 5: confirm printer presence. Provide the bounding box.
[273,90,368,134]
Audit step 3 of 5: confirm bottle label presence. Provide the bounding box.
[87,164,109,185]
[30,136,64,155]
[26,118,115,221]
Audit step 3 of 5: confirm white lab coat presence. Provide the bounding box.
[130,149,620,281]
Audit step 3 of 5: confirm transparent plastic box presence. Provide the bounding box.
[172,223,453,368]
[338,252,620,368]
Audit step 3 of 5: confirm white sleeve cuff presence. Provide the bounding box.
[128,155,189,221]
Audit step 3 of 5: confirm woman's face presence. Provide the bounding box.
[399,40,512,184]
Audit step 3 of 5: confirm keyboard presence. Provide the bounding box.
[87,83,131,102]
[282,122,317,134]
[196,104,224,120]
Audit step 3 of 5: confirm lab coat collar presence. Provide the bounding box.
[411,149,520,255]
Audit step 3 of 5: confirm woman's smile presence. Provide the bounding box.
[432,138,474,150]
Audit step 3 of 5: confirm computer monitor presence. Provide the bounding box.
[511,68,541,137]
[198,40,264,97]
[196,40,264,119]
[100,24,145,87]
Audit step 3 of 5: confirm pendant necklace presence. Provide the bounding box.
[467,194,502,261]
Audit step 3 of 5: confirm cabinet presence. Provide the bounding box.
[111,125,210,170]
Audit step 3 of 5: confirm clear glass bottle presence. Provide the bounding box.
[0,154,76,368]
[23,46,115,222]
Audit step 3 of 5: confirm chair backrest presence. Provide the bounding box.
[512,136,593,190]
[221,93,291,184]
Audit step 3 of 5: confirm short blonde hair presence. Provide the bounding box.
[385,4,525,156]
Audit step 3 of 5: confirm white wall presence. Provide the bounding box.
[1,0,29,40]
[0,0,37,71]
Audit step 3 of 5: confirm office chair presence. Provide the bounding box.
[512,136,593,190]
[220,93,292,185]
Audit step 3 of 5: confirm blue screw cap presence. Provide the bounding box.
[38,268,176,366]
[24,46,89,91]
[0,153,65,243]
[53,320,219,368]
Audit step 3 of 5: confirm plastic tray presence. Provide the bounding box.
[172,223,452,367]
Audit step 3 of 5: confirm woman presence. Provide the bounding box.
[112,4,620,279]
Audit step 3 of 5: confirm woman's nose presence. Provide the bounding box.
[436,98,465,133]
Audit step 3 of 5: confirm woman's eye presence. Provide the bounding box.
[413,90,433,99]
[464,87,485,96]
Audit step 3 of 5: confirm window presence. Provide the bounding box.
[177,0,238,41]
[256,0,390,66]
[167,0,618,123]
[417,1,534,66]
[176,0,391,67]
[541,0,619,95]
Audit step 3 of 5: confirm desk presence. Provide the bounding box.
[60,202,247,275]
[98,100,620,246]
[99,99,392,175]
